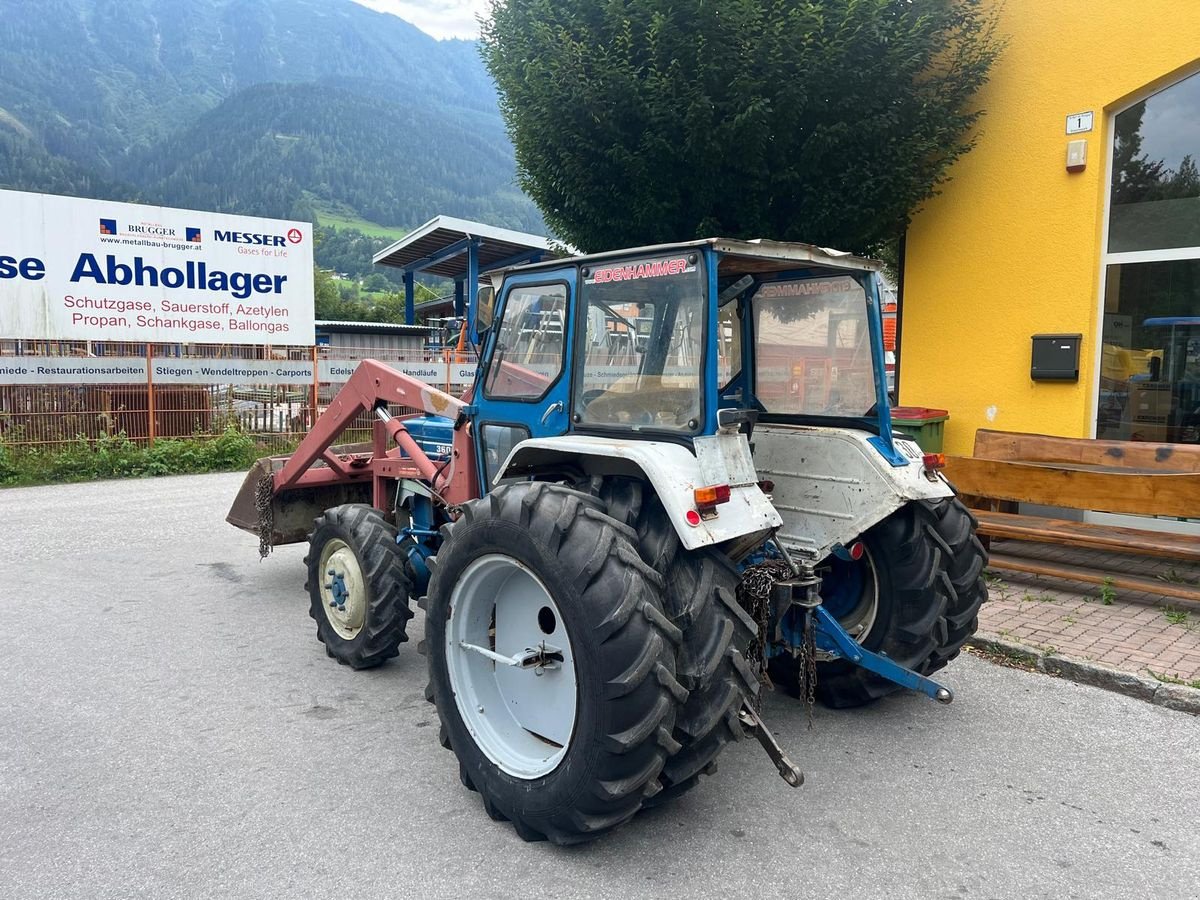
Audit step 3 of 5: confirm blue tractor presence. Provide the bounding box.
[231,236,987,845]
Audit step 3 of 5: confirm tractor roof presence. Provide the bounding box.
[493,237,882,279]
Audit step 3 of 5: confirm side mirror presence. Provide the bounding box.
[472,285,496,346]
[717,407,758,438]
[475,285,496,332]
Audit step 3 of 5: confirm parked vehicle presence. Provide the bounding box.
[228,237,987,844]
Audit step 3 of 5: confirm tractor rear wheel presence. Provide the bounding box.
[592,477,758,805]
[304,504,413,670]
[423,482,686,845]
[769,496,987,708]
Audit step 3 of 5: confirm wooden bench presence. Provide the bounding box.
[943,429,1200,604]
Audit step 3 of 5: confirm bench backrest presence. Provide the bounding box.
[943,430,1200,517]
[973,429,1200,472]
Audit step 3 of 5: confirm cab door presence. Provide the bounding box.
[473,267,575,491]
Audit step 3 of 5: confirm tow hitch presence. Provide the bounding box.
[743,550,956,787]
[771,545,955,705]
[739,701,804,787]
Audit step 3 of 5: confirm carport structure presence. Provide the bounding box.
[373,215,555,326]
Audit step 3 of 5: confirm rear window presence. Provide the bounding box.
[752,276,875,417]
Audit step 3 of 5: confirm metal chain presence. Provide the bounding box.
[800,608,817,729]
[736,560,793,709]
[736,559,818,724]
[254,472,275,560]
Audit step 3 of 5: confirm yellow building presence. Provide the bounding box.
[901,1,1200,455]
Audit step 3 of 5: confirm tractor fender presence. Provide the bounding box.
[496,435,782,552]
[750,424,954,561]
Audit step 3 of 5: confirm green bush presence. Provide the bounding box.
[209,425,258,470]
[0,443,16,483]
[0,425,276,487]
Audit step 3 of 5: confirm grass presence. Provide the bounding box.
[1147,670,1200,690]
[984,569,1015,601]
[1096,576,1117,606]
[965,641,1040,672]
[1021,591,1057,603]
[0,427,273,487]
[1162,606,1192,628]
[313,203,408,240]
[1157,568,1200,586]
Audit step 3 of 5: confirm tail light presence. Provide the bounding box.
[694,483,731,511]
[922,452,946,470]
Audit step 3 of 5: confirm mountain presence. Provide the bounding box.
[135,81,540,232]
[0,0,543,275]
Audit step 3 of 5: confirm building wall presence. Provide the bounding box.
[900,0,1200,454]
[320,331,428,354]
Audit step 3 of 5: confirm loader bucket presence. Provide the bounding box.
[226,445,373,550]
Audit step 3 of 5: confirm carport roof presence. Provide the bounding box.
[372,215,556,279]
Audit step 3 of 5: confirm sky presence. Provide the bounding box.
[1138,69,1200,172]
[350,0,491,40]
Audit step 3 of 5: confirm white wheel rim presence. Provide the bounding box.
[445,554,578,779]
[319,538,368,640]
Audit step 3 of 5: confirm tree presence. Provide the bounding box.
[1111,101,1167,205]
[1163,154,1200,201]
[482,0,1001,255]
[363,273,392,293]
[313,267,346,320]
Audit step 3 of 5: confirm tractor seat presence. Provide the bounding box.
[580,376,700,428]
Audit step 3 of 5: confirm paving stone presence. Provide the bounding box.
[978,544,1200,694]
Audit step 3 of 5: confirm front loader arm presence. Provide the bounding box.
[273,359,478,507]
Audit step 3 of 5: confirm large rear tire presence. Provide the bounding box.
[423,482,687,845]
[925,497,988,671]
[770,496,987,708]
[592,477,758,804]
[304,504,413,670]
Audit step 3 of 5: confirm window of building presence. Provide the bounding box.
[1098,71,1200,443]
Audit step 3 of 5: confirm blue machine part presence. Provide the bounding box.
[771,593,953,703]
[818,552,866,620]
[855,272,907,467]
[399,414,455,461]
[469,264,578,490]
[398,490,440,596]
[811,606,952,703]
[325,571,349,610]
[747,542,865,654]
[746,542,952,701]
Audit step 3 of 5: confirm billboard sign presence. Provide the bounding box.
[0,356,480,388]
[0,189,314,344]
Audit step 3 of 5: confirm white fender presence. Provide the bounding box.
[497,435,782,552]
[751,424,953,561]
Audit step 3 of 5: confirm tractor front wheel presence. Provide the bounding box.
[304,504,414,669]
[424,482,686,845]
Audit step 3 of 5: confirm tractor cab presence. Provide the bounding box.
[472,238,907,494]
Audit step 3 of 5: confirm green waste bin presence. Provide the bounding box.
[890,406,949,452]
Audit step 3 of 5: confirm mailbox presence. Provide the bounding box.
[1031,333,1082,381]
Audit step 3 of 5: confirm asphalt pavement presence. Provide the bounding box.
[1,473,1197,900]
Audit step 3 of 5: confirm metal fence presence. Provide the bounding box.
[0,339,478,456]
